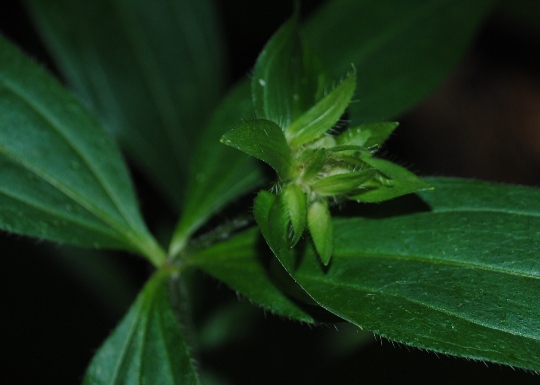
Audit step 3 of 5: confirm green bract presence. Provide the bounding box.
[222,16,431,264]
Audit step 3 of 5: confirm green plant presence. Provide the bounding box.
[1,0,540,383]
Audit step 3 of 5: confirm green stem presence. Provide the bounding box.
[137,235,168,268]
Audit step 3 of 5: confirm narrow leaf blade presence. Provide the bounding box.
[84,272,200,384]
[351,157,432,202]
[311,169,377,196]
[0,36,163,262]
[286,71,356,147]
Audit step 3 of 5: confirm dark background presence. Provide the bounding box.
[1,0,540,384]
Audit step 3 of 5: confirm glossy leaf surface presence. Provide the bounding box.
[0,36,164,264]
[26,0,224,209]
[84,272,200,384]
[258,177,540,370]
[304,0,496,123]
[170,82,263,256]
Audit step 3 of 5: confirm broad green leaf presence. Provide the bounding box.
[221,119,291,179]
[304,0,496,123]
[307,200,333,265]
[285,71,356,147]
[84,272,200,385]
[283,183,307,246]
[170,82,263,257]
[336,122,399,148]
[271,178,540,370]
[25,0,225,209]
[0,36,164,265]
[350,157,432,202]
[185,226,317,324]
[252,16,328,128]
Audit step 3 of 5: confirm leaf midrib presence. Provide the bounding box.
[0,187,128,243]
[0,75,147,247]
[334,250,540,280]
[299,273,540,341]
[427,206,540,219]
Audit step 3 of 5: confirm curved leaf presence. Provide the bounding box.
[304,0,496,123]
[84,272,200,385]
[0,36,164,264]
[25,0,225,209]
[265,177,540,370]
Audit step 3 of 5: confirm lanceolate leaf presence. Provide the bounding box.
[304,0,496,123]
[351,157,432,202]
[25,0,225,209]
[0,36,164,265]
[269,178,540,370]
[285,71,356,147]
[84,272,200,385]
[311,169,377,196]
[170,82,263,257]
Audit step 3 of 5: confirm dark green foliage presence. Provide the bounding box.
[2,0,537,383]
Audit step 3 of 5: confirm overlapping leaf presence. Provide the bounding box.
[0,36,164,264]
